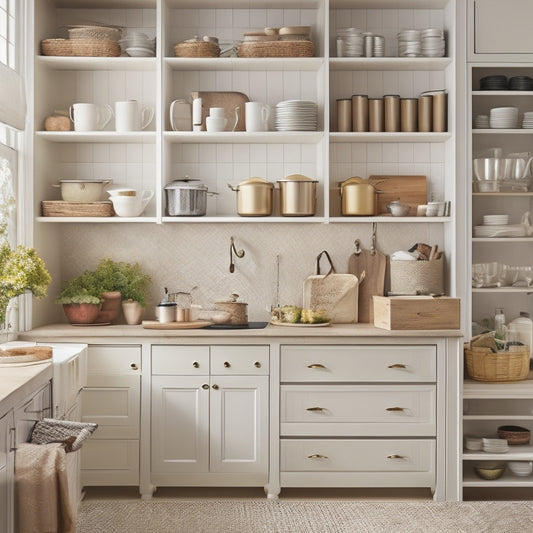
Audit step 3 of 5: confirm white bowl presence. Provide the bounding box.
[126,47,155,57]
[109,190,153,217]
[508,461,533,477]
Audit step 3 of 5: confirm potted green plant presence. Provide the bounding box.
[55,270,102,324]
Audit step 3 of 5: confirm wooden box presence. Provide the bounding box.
[373,296,460,330]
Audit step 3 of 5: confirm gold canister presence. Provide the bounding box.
[400,98,418,132]
[368,98,384,132]
[432,90,447,132]
[384,94,400,132]
[352,94,369,132]
[228,177,274,216]
[337,98,352,132]
[340,177,376,216]
[418,95,433,132]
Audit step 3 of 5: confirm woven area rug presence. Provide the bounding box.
[77,499,533,533]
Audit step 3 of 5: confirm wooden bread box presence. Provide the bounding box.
[373,296,460,330]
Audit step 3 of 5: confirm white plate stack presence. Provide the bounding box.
[275,100,318,131]
[474,115,489,128]
[489,107,519,129]
[421,28,445,57]
[397,29,421,57]
[482,438,510,453]
[119,32,156,57]
[523,111,533,129]
[483,214,509,225]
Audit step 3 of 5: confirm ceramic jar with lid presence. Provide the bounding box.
[214,294,248,325]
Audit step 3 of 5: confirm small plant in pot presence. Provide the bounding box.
[55,272,102,325]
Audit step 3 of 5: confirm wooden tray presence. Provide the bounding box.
[42,201,115,217]
[368,175,427,216]
[190,91,249,131]
[142,320,212,330]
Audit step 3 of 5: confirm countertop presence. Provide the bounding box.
[19,323,463,343]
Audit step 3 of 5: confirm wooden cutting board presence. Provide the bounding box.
[190,91,249,131]
[348,248,387,324]
[142,320,212,330]
[368,175,427,216]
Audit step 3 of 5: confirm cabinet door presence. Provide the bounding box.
[151,375,209,474]
[14,383,51,446]
[82,375,140,439]
[0,410,13,533]
[209,375,269,475]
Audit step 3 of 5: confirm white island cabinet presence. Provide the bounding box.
[0,410,14,533]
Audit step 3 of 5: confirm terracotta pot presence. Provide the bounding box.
[96,291,122,323]
[122,300,143,325]
[63,303,101,324]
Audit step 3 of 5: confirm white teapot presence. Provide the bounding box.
[108,190,153,217]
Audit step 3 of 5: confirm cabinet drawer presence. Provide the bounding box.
[281,385,435,437]
[281,438,435,474]
[211,345,269,375]
[152,345,210,375]
[281,345,436,382]
[88,345,141,374]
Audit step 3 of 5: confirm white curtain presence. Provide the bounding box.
[0,61,26,130]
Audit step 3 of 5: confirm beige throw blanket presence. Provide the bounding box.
[15,443,75,533]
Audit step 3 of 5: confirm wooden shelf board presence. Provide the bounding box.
[36,56,156,71]
[165,57,324,72]
[330,132,451,143]
[329,57,451,71]
[329,216,450,223]
[36,131,156,143]
[163,131,324,144]
[472,287,533,293]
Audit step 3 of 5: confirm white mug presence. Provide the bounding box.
[245,101,270,132]
[170,99,192,131]
[209,107,225,119]
[115,100,154,132]
[206,116,227,132]
[69,103,113,132]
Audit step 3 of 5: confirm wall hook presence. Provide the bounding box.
[229,236,245,273]
[354,239,362,255]
[371,222,377,256]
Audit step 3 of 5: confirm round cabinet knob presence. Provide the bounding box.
[130,363,138,370]
[254,361,261,368]
[193,361,200,368]
[223,361,230,368]
[202,384,209,390]
[212,384,219,390]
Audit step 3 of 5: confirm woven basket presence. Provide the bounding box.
[390,256,444,295]
[464,345,530,382]
[42,201,115,217]
[41,39,121,57]
[238,40,315,58]
[174,41,220,58]
[67,26,122,42]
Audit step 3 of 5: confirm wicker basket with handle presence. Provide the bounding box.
[464,344,530,382]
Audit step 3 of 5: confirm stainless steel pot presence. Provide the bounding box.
[214,293,248,325]
[164,178,208,216]
[228,177,273,216]
[340,177,377,216]
[277,174,317,216]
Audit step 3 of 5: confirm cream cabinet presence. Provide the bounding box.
[151,345,269,487]
[0,409,14,533]
[81,345,141,485]
[279,344,438,494]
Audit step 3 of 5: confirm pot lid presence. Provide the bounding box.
[58,178,111,183]
[164,176,208,190]
[237,177,274,188]
[215,293,248,305]
[340,176,366,189]
[277,173,318,183]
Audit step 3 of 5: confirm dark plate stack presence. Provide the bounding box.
[480,75,508,90]
[509,76,533,91]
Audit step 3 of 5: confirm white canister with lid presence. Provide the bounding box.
[508,312,533,360]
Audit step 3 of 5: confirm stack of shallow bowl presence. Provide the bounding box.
[508,461,533,477]
[119,32,156,57]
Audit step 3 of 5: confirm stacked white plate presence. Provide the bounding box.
[398,29,421,57]
[275,100,318,131]
[421,28,445,57]
[482,438,509,453]
[523,111,533,129]
[483,214,509,225]
[120,32,156,57]
[336,28,364,57]
[508,461,533,477]
[474,115,489,128]
[489,107,519,129]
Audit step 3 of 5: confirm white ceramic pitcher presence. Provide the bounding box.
[69,103,113,132]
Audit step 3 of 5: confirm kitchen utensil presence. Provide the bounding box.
[164,178,209,216]
[114,100,154,132]
[53,179,111,202]
[368,175,427,215]
[348,233,386,323]
[228,177,274,216]
[190,91,249,131]
[245,101,270,132]
[214,294,248,325]
[387,200,410,217]
[303,250,363,323]
[277,174,317,216]
[340,177,377,216]
[109,190,153,217]
[170,99,192,131]
[156,302,177,323]
[69,102,113,131]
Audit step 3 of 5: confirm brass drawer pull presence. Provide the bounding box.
[130,363,139,370]
[223,361,231,368]
[193,361,200,368]
[306,407,325,412]
[307,363,326,369]
[387,454,405,459]
[388,364,406,369]
[308,454,329,459]
[254,361,261,368]
[212,384,219,390]
[386,407,405,412]
[202,384,209,390]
